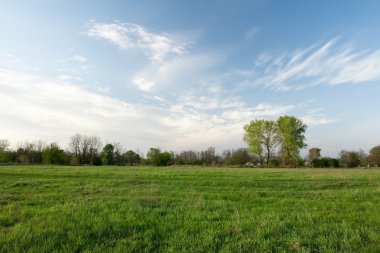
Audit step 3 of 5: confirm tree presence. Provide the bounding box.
[101,144,114,165]
[146,148,161,165]
[69,134,102,164]
[113,142,124,165]
[308,147,321,162]
[88,136,102,165]
[69,134,82,164]
[175,150,200,165]
[42,143,66,165]
[244,119,279,165]
[262,120,280,165]
[200,147,216,166]
[244,120,264,165]
[339,150,360,168]
[311,157,339,168]
[15,141,45,164]
[124,150,141,165]
[224,148,251,166]
[159,151,173,166]
[146,148,173,166]
[368,145,380,166]
[0,139,10,163]
[277,116,307,167]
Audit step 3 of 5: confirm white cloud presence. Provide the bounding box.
[301,116,336,127]
[0,67,336,154]
[132,77,155,92]
[0,69,163,150]
[251,38,380,90]
[86,21,188,62]
[131,53,223,92]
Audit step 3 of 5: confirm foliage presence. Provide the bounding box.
[124,150,141,165]
[42,143,66,165]
[368,145,380,166]
[277,116,307,167]
[146,148,173,166]
[223,148,251,166]
[339,150,361,168]
[311,157,340,168]
[101,144,114,165]
[0,139,10,163]
[244,120,265,164]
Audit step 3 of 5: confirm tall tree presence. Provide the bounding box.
[277,116,307,167]
[262,120,280,164]
[244,119,279,165]
[101,144,115,165]
[69,134,82,164]
[244,120,265,165]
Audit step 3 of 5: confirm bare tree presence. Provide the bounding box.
[69,134,82,163]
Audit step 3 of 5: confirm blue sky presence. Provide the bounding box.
[1,0,380,157]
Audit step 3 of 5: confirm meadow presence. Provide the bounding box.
[0,166,379,252]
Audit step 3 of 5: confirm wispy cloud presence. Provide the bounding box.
[1,69,321,152]
[132,77,155,92]
[85,21,188,62]
[252,38,380,90]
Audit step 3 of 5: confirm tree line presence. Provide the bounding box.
[0,115,379,167]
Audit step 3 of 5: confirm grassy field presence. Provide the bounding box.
[0,166,379,252]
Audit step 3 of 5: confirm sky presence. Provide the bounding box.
[1,0,380,157]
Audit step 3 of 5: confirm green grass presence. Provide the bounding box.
[0,166,379,252]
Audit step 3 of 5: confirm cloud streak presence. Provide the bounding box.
[253,38,380,90]
[86,21,188,62]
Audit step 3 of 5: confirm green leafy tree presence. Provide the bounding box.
[244,119,279,165]
[146,148,173,166]
[368,145,380,166]
[159,151,173,166]
[146,148,161,165]
[339,150,360,168]
[42,143,66,165]
[244,120,264,164]
[262,120,280,165]
[225,148,251,166]
[277,116,307,167]
[124,150,141,165]
[101,144,115,165]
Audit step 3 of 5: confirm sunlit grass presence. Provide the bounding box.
[0,166,379,252]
